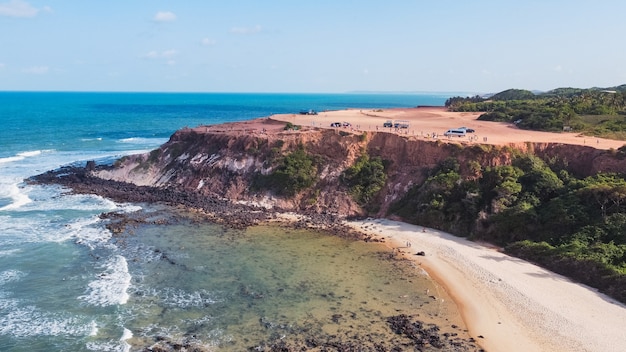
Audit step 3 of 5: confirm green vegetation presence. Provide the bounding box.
[341,154,387,205]
[388,154,626,302]
[445,85,626,137]
[284,122,301,131]
[253,146,318,196]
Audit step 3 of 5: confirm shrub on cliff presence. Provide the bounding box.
[389,157,480,235]
[341,154,387,205]
[253,147,318,196]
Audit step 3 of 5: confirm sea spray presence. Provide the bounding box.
[79,255,131,307]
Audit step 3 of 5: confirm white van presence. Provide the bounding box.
[394,120,410,129]
[443,129,466,137]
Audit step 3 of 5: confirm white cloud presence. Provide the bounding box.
[201,38,216,46]
[0,0,50,18]
[230,25,262,35]
[142,50,178,65]
[144,50,159,59]
[23,65,49,74]
[0,63,5,69]
[143,49,178,59]
[153,11,176,22]
[161,49,177,59]
[555,65,563,72]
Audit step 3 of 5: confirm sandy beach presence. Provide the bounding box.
[272,107,626,150]
[345,218,626,352]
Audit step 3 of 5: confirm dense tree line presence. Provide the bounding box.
[445,86,626,137]
[388,154,626,303]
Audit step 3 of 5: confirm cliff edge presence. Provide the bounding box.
[91,117,626,218]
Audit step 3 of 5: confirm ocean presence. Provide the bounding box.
[0,92,466,351]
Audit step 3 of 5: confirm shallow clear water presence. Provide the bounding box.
[116,217,465,350]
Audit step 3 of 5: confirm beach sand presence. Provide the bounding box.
[272,107,626,150]
[345,218,626,352]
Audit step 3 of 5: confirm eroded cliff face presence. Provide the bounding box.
[93,122,626,217]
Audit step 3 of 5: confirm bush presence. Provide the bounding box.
[342,154,387,205]
[254,147,317,196]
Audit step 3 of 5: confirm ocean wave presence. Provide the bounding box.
[79,255,131,307]
[85,327,132,352]
[0,149,56,165]
[70,216,116,250]
[0,192,140,247]
[117,137,168,145]
[0,270,25,285]
[0,248,21,257]
[6,189,121,214]
[0,298,95,338]
[0,183,32,211]
[140,287,220,309]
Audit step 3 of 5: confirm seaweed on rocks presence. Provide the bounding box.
[30,164,273,230]
[386,314,483,351]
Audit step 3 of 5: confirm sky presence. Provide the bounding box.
[1,0,626,93]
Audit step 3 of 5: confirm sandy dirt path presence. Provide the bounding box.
[273,107,626,150]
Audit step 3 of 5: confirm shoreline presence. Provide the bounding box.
[345,218,626,352]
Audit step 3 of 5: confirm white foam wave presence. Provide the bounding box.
[0,183,32,211]
[121,328,133,352]
[18,150,44,158]
[79,255,131,307]
[0,298,94,338]
[158,288,219,308]
[0,155,24,164]
[0,149,55,165]
[89,320,99,336]
[118,137,167,145]
[0,248,21,257]
[7,188,122,213]
[84,326,134,352]
[69,216,116,250]
[0,191,140,247]
[0,270,25,285]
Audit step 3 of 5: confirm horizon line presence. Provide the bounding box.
[0,89,479,96]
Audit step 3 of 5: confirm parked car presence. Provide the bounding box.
[458,126,475,133]
[383,120,393,127]
[330,122,341,127]
[342,122,352,127]
[444,129,467,137]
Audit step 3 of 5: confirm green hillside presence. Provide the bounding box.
[445,85,626,139]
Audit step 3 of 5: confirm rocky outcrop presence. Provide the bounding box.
[90,118,626,218]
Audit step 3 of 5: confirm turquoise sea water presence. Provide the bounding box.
[0,92,465,351]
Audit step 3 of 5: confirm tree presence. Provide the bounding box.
[254,147,318,196]
[342,154,387,205]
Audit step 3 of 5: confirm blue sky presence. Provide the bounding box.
[1,0,625,93]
